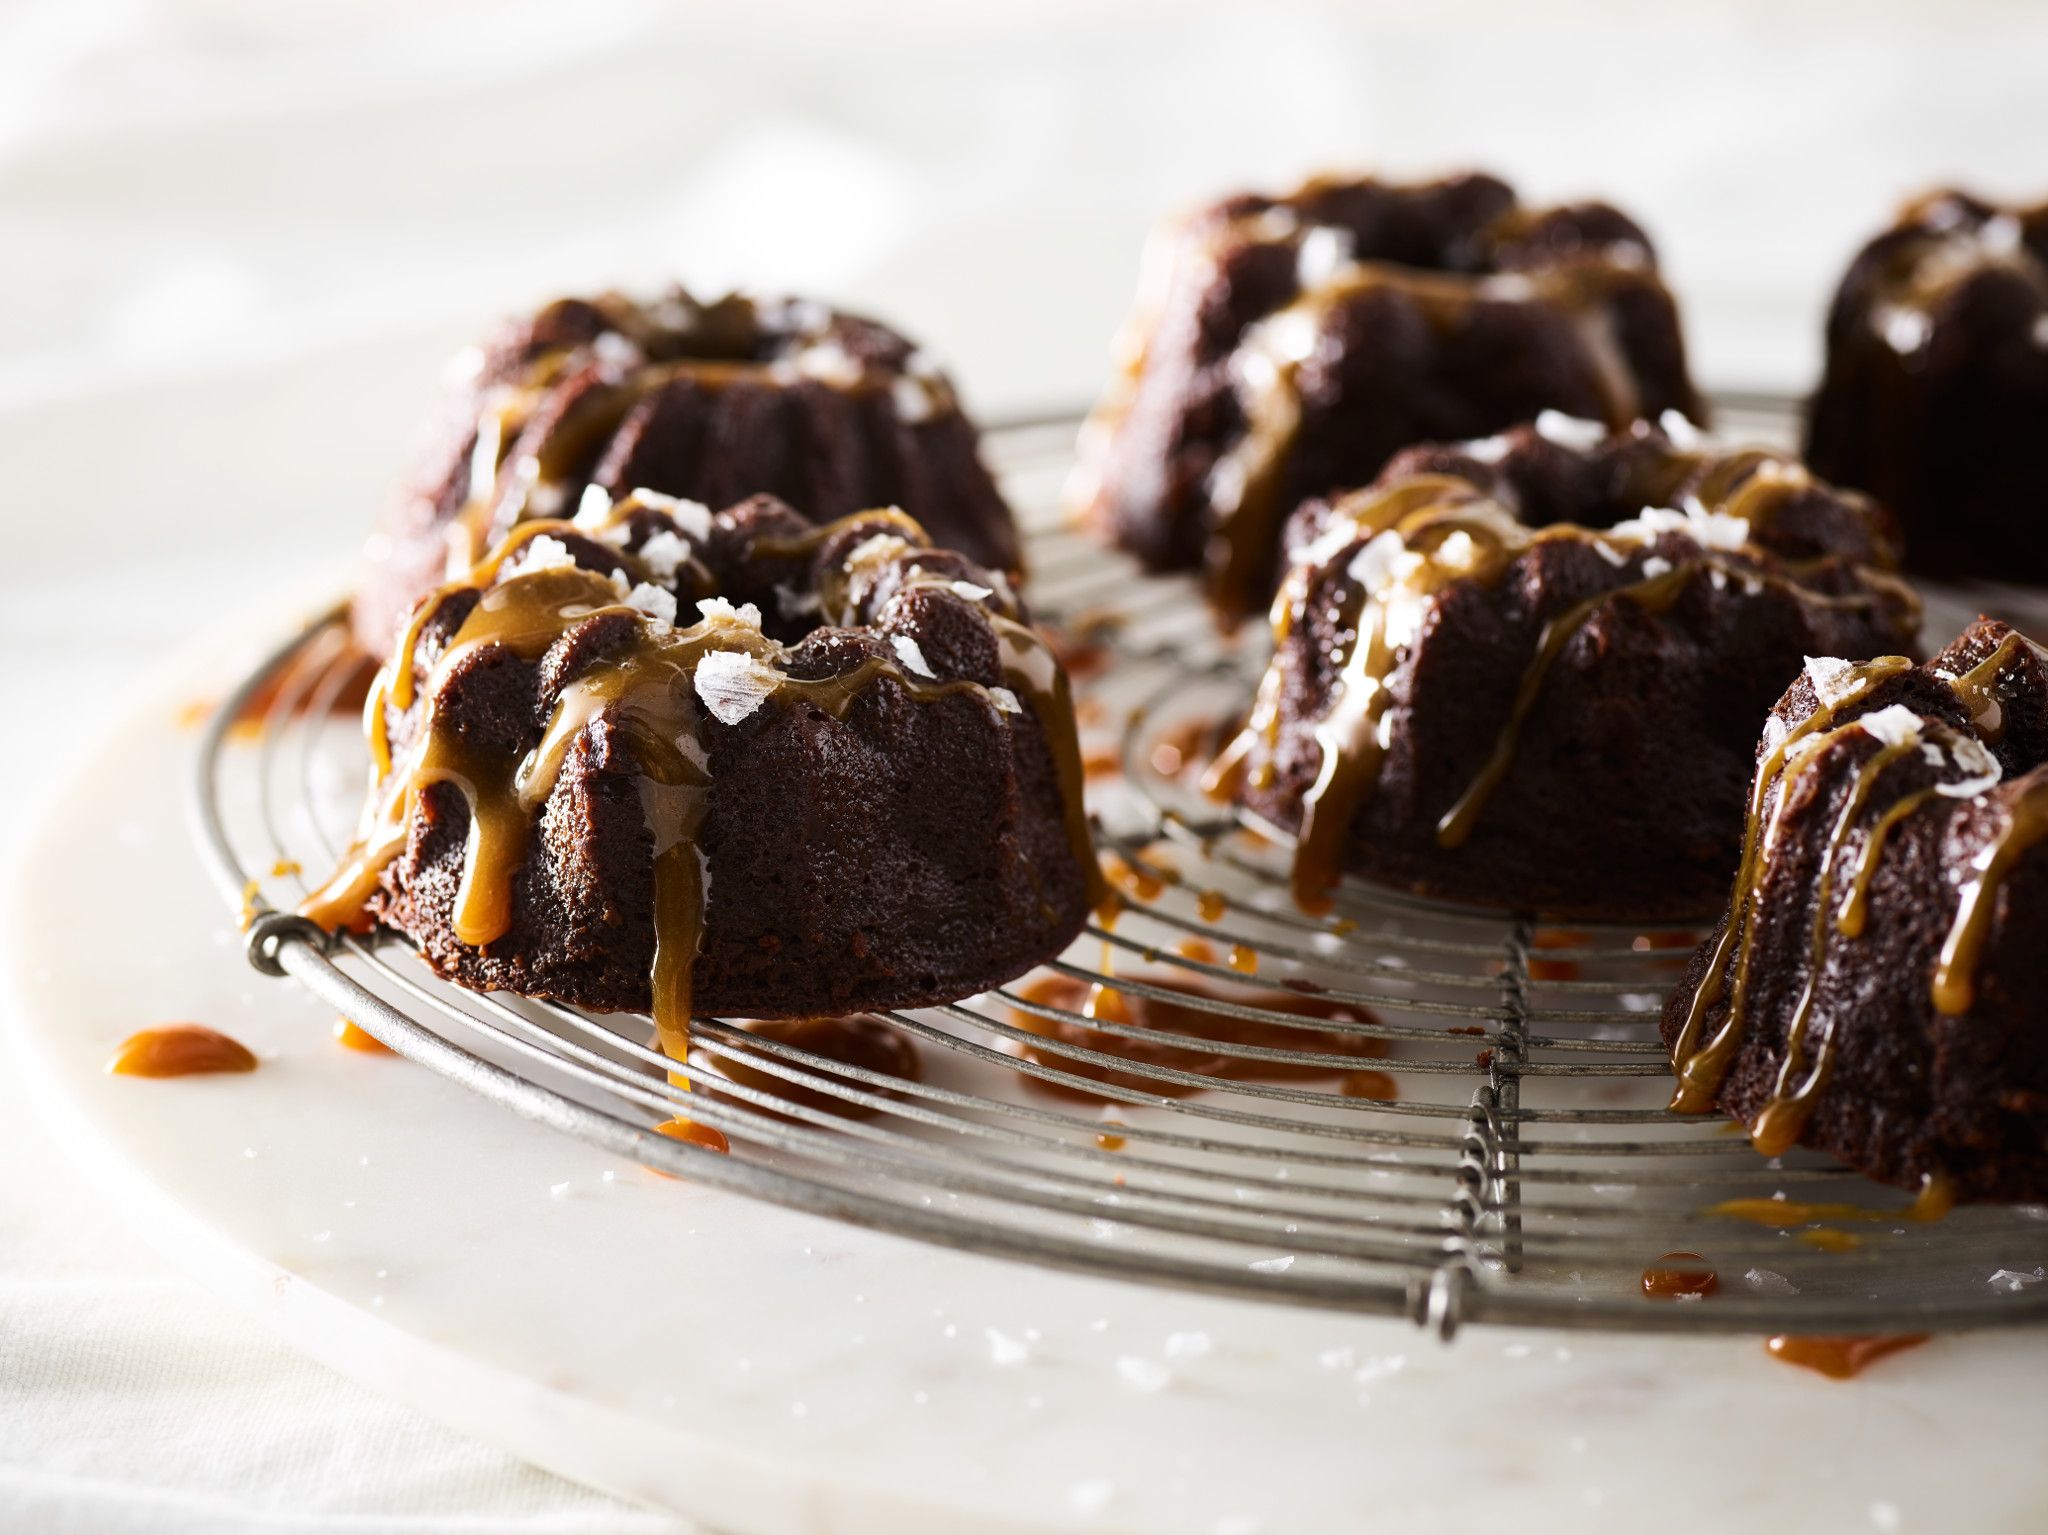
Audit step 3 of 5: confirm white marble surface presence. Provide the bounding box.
[6,0,2048,1528]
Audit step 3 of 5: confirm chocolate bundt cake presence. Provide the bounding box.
[354,289,1020,654]
[306,494,1095,1057]
[1073,172,1704,619]
[1663,621,2048,1203]
[1808,190,2048,583]
[1211,415,1920,920]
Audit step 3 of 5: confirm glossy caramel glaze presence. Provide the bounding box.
[1076,173,1704,621]
[1664,620,2048,1199]
[1213,422,1915,916]
[355,288,1021,654]
[304,498,1099,1065]
[106,1025,257,1078]
[1667,659,1916,1116]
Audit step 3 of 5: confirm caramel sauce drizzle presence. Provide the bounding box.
[1434,562,1695,848]
[1206,256,1643,618]
[304,510,1096,1068]
[1748,736,1922,1155]
[1940,631,2027,745]
[1836,786,1941,939]
[1212,444,1902,916]
[445,294,952,580]
[1932,775,2048,1015]
[1670,622,2048,1150]
[1666,659,1913,1114]
[106,1024,258,1078]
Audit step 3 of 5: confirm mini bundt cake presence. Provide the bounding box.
[1210,415,1920,920]
[353,289,1021,654]
[306,493,1096,1057]
[1073,172,1705,619]
[1662,620,2048,1203]
[1807,190,2048,583]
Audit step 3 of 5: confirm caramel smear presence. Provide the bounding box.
[1708,1174,1954,1231]
[107,1025,257,1079]
[1764,1334,1929,1379]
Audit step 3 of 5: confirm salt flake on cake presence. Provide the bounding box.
[692,650,782,726]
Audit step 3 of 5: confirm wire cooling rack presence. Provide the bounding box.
[192,394,2048,1337]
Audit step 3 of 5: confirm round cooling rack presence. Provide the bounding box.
[191,393,2048,1338]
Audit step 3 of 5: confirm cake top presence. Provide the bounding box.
[1082,170,1700,619]
[436,287,962,573]
[305,492,1092,1052]
[1212,415,1918,911]
[1192,171,1658,281]
[1291,411,1906,579]
[1834,189,2048,357]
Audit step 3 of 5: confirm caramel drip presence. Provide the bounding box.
[1932,775,2048,1016]
[1667,658,1913,1113]
[1940,631,2027,745]
[1207,259,1638,617]
[1748,737,1921,1156]
[306,515,1095,1064]
[1217,444,1905,913]
[1435,562,1696,847]
[1277,489,1509,910]
[1837,787,1941,939]
[106,1024,257,1078]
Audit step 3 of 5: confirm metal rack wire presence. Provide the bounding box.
[191,397,2048,1337]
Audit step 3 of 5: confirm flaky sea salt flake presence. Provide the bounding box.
[693,650,781,725]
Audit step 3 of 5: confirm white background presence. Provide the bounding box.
[2,0,2044,1528]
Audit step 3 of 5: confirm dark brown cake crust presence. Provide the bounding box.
[307,495,1092,1042]
[1075,172,1704,619]
[1223,418,1919,921]
[1661,621,2048,1203]
[1807,190,2048,584]
[353,289,1020,654]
